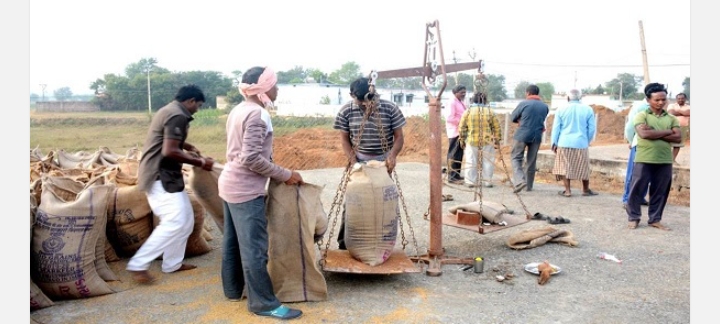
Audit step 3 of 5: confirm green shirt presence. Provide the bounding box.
[633,108,680,164]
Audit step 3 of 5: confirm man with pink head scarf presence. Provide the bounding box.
[218,66,304,320]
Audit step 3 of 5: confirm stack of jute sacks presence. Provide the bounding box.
[29,146,215,310]
[29,145,331,309]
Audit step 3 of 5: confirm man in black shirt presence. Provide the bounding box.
[127,84,215,284]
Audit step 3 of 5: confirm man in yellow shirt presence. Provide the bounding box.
[666,93,690,164]
[459,92,502,188]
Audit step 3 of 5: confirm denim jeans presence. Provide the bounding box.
[221,197,281,313]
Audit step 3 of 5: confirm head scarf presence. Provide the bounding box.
[239,67,277,107]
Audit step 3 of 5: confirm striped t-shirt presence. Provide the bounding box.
[333,99,407,156]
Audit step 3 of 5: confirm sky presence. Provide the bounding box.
[29,0,690,97]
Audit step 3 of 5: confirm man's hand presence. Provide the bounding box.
[459,140,466,149]
[185,143,201,155]
[385,155,397,174]
[201,157,215,171]
[284,171,304,186]
[551,144,557,154]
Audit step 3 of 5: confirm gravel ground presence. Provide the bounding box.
[31,162,690,324]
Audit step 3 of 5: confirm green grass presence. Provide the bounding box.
[30,111,335,162]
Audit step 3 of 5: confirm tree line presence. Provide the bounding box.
[31,57,690,111]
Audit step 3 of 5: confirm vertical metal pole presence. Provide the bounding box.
[428,97,443,258]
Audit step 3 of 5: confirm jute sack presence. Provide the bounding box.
[448,200,509,224]
[266,181,328,302]
[30,193,54,310]
[105,185,154,258]
[344,161,399,266]
[33,175,119,281]
[188,162,225,233]
[32,177,115,299]
[506,226,579,250]
[151,192,212,257]
[56,149,101,169]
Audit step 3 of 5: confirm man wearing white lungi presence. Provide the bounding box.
[127,85,215,284]
[551,89,597,197]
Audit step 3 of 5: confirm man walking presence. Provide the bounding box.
[509,84,549,192]
[128,84,215,283]
[550,89,597,197]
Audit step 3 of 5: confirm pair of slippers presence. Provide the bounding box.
[532,213,571,224]
[558,190,599,197]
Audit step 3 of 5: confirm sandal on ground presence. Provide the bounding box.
[547,216,571,224]
[513,183,527,193]
[557,190,571,197]
[442,194,454,202]
[628,221,639,229]
[531,212,548,220]
[649,222,671,231]
[582,190,599,196]
[255,305,303,320]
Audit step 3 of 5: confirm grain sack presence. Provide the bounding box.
[30,193,54,310]
[56,149,100,169]
[125,146,141,160]
[186,193,212,256]
[152,193,212,257]
[506,226,578,250]
[30,146,44,163]
[344,161,399,266]
[100,165,137,187]
[448,200,509,224]
[32,178,115,299]
[267,181,328,302]
[106,185,154,258]
[188,162,225,233]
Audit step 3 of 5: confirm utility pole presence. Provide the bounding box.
[619,81,623,105]
[574,71,577,89]
[39,84,47,101]
[452,50,459,85]
[638,20,651,85]
[468,48,478,93]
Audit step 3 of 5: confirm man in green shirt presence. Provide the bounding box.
[626,83,681,230]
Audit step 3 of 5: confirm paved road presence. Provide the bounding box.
[31,161,691,324]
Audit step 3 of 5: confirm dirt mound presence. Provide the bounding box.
[272,117,441,171]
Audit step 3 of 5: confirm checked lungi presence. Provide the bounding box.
[552,147,590,181]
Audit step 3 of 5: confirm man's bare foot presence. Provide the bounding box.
[172,264,197,272]
[649,222,671,231]
[128,270,156,284]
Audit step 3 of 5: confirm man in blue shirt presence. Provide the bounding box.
[550,89,597,197]
[510,84,549,192]
[622,102,650,208]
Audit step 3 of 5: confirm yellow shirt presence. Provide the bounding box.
[459,104,502,147]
